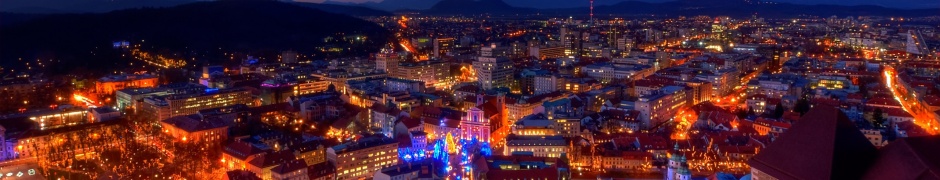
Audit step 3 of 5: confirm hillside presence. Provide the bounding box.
[423,0,535,15]
[0,1,390,75]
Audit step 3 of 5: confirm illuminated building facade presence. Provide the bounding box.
[222,141,268,171]
[528,45,566,60]
[503,135,568,158]
[141,87,255,121]
[269,159,308,180]
[472,57,513,90]
[392,60,449,89]
[635,86,688,129]
[433,38,454,58]
[27,108,87,130]
[95,74,158,94]
[115,83,207,111]
[294,78,330,96]
[534,75,564,95]
[459,107,490,141]
[328,134,399,180]
[375,53,399,74]
[160,115,229,143]
[511,114,559,136]
[291,141,328,167]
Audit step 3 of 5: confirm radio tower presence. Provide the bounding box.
[589,0,595,26]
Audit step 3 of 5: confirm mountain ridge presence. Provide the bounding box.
[0,0,390,75]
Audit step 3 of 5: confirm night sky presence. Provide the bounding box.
[313,0,939,9]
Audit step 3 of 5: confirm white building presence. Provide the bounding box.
[472,57,513,89]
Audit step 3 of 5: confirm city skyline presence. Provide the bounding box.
[0,0,938,179]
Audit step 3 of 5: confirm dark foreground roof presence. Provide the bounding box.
[862,136,940,180]
[748,105,877,180]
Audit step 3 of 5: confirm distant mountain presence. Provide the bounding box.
[289,2,393,16]
[336,0,440,12]
[423,0,535,15]
[583,0,940,18]
[0,1,390,75]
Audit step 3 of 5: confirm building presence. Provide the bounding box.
[222,141,268,171]
[472,57,513,90]
[460,107,491,141]
[328,134,399,180]
[433,38,454,58]
[503,135,568,158]
[376,53,400,74]
[294,78,331,96]
[534,75,564,95]
[95,74,158,94]
[482,155,571,179]
[270,159,308,180]
[88,107,120,122]
[635,86,688,129]
[115,83,207,110]
[529,45,566,60]
[140,87,255,121]
[384,78,425,93]
[160,114,229,143]
[511,114,559,136]
[248,150,298,180]
[290,141,329,167]
[372,159,434,180]
[393,60,450,89]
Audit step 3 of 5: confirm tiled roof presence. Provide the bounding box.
[224,141,267,160]
[862,136,940,180]
[161,114,228,132]
[748,105,878,180]
[270,159,307,175]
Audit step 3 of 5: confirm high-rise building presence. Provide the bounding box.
[433,38,454,58]
[472,57,512,90]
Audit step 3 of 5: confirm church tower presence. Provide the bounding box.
[666,143,685,180]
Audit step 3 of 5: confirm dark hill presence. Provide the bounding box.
[423,0,535,15]
[289,2,393,17]
[0,1,390,75]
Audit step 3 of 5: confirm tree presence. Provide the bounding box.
[872,108,886,128]
[736,109,748,119]
[773,102,786,119]
[794,98,811,116]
